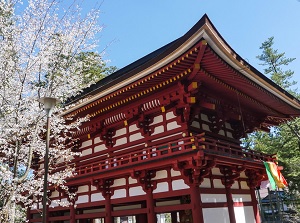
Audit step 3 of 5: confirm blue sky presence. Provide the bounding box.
[87,0,300,85]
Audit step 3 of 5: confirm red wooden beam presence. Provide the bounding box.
[199,101,215,110]
[75,212,106,219]
[187,82,198,92]
[154,203,191,213]
[112,208,147,216]
[188,40,208,80]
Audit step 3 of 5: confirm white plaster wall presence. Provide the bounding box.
[200,178,211,188]
[202,124,210,131]
[227,132,233,138]
[231,181,239,189]
[78,185,89,193]
[150,115,163,125]
[171,168,181,177]
[167,121,180,131]
[201,114,209,122]
[129,132,143,142]
[128,177,137,184]
[240,171,247,178]
[91,192,104,202]
[172,179,189,191]
[191,121,201,128]
[115,128,126,137]
[211,168,222,175]
[166,111,176,120]
[232,194,251,202]
[129,186,146,196]
[219,130,225,136]
[234,206,256,223]
[112,178,126,187]
[94,137,102,144]
[115,137,127,146]
[82,148,92,156]
[111,189,126,199]
[240,181,250,189]
[152,125,164,135]
[81,140,92,148]
[129,124,139,132]
[153,182,169,193]
[213,179,225,188]
[225,122,232,130]
[201,194,227,203]
[50,190,59,198]
[94,144,107,152]
[153,170,168,180]
[203,208,230,223]
[76,195,88,204]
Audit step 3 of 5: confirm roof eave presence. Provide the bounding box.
[201,17,300,112]
[62,15,300,116]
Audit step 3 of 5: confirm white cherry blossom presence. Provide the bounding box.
[0,0,102,221]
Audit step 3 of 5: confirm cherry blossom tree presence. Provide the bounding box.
[0,0,103,221]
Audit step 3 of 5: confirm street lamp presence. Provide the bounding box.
[39,97,60,223]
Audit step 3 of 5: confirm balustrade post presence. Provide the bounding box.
[70,204,76,223]
[250,187,261,223]
[105,193,113,223]
[131,170,157,223]
[225,185,236,223]
[173,158,215,223]
[220,166,241,223]
[245,169,263,223]
[92,179,114,223]
[190,185,204,223]
[146,189,156,223]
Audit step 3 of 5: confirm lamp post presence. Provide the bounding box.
[39,97,60,223]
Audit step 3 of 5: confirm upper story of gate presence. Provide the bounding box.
[56,14,300,184]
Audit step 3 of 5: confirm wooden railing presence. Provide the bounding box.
[74,133,275,176]
[75,134,204,176]
[197,137,275,162]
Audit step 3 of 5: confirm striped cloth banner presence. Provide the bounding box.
[263,161,288,189]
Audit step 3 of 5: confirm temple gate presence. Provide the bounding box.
[28,14,300,223]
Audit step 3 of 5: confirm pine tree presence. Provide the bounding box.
[246,37,300,195]
[257,36,298,96]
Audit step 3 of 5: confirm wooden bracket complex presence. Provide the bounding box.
[245,169,265,189]
[131,170,157,192]
[173,154,215,186]
[220,165,245,188]
[92,178,114,198]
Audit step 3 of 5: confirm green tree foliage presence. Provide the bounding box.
[33,51,117,93]
[257,36,297,95]
[245,36,300,194]
[245,125,300,192]
[77,52,117,86]
[0,0,116,221]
